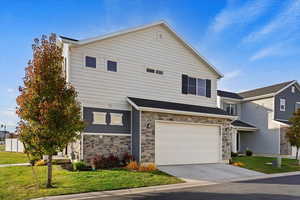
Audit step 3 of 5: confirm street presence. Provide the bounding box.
[92,175,300,200]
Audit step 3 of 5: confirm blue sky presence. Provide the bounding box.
[1,0,300,131]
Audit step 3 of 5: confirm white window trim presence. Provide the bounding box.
[104,56,119,72]
[196,78,206,97]
[292,86,295,93]
[110,113,123,126]
[280,98,286,111]
[83,53,99,70]
[93,112,107,125]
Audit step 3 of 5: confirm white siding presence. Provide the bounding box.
[68,25,218,110]
[240,97,280,154]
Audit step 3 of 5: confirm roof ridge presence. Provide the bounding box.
[238,80,294,95]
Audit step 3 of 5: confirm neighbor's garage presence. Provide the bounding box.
[155,121,221,165]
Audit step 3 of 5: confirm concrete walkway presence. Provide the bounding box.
[0,163,30,167]
[158,163,264,182]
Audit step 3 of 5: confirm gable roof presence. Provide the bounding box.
[238,80,296,99]
[59,20,223,78]
[217,90,243,99]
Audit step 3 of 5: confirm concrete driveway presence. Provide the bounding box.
[158,163,264,183]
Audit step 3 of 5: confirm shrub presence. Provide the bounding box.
[231,152,238,157]
[106,154,120,168]
[35,160,46,166]
[90,155,106,169]
[126,161,139,171]
[73,161,90,171]
[138,163,157,172]
[121,152,133,166]
[246,149,253,156]
[232,162,245,167]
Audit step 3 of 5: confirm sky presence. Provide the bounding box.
[1,0,300,131]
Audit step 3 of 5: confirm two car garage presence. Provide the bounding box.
[155,121,221,165]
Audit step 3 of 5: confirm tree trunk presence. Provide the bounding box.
[47,155,53,188]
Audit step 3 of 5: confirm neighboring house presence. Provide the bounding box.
[59,21,236,165]
[218,80,300,156]
[0,131,8,141]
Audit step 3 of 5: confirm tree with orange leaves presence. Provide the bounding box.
[16,34,85,188]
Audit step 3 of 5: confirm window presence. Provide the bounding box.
[182,74,211,97]
[93,112,106,124]
[280,99,286,111]
[110,113,123,125]
[292,86,295,93]
[295,102,300,112]
[197,79,206,96]
[188,77,196,95]
[146,68,155,73]
[85,56,96,68]
[156,70,163,75]
[225,103,237,115]
[107,60,117,72]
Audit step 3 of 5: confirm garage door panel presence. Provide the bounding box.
[155,122,220,165]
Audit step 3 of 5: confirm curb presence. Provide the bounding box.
[32,171,300,200]
[32,181,217,200]
[0,163,30,167]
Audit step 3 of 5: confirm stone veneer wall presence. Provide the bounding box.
[140,111,233,163]
[82,134,131,162]
[280,127,292,155]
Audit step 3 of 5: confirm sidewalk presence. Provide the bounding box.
[0,163,30,167]
[32,171,300,200]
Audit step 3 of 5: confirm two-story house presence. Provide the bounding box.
[59,21,236,165]
[218,80,300,157]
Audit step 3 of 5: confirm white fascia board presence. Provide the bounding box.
[126,98,140,110]
[275,81,298,95]
[232,126,257,131]
[273,120,291,127]
[139,106,237,120]
[219,96,243,103]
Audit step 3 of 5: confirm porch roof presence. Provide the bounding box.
[232,120,257,131]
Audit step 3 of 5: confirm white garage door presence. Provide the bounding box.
[155,121,220,165]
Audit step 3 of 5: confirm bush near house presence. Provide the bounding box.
[90,153,133,170]
[246,149,253,156]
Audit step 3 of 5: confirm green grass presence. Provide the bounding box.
[0,165,183,200]
[0,151,29,164]
[232,156,300,174]
[0,144,4,151]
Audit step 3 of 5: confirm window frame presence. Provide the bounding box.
[196,78,206,97]
[85,56,97,68]
[225,103,237,116]
[107,60,117,72]
[280,98,286,111]
[292,86,295,93]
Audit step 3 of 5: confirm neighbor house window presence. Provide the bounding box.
[292,86,295,93]
[93,112,106,124]
[155,70,164,75]
[280,99,286,111]
[110,113,123,126]
[85,56,96,68]
[107,60,117,72]
[225,103,237,115]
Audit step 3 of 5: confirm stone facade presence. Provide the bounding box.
[280,127,292,155]
[140,111,233,163]
[82,134,131,162]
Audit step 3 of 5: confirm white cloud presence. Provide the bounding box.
[250,45,281,61]
[223,70,242,81]
[209,0,270,33]
[0,109,18,131]
[244,0,300,43]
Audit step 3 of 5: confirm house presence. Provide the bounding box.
[59,21,236,165]
[218,80,300,157]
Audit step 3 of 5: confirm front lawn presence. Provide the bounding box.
[232,156,300,174]
[0,151,28,164]
[0,165,182,200]
[0,144,4,151]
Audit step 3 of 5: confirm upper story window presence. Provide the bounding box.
[156,70,164,75]
[182,74,211,98]
[280,98,286,111]
[107,60,117,72]
[292,86,295,93]
[85,56,96,68]
[224,103,237,116]
[146,68,155,73]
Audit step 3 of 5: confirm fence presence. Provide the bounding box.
[5,138,24,152]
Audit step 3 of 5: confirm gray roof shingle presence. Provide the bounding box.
[217,90,243,99]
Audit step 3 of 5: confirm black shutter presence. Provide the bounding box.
[206,79,211,98]
[182,74,188,94]
[188,77,196,95]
